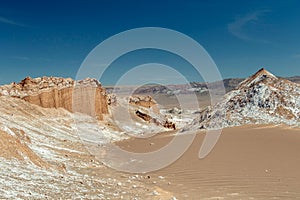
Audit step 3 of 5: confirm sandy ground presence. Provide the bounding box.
[0,96,175,199]
[117,125,300,199]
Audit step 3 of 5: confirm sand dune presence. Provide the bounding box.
[118,125,300,199]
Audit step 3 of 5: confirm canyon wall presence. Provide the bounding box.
[0,77,108,120]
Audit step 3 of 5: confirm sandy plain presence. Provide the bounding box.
[117,125,300,199]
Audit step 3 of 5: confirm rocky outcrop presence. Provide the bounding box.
[135,110,176,130]
[107,93,117,106]
[0,77,108,120]
[191,68,300,129]
[135,110,152,122]
[129,95,156,108]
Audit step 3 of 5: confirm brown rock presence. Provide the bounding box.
[107,93,117,106]
[135,110,176,130]
[129,95,156,108]
[135,110,152,122]
[0,77,109,120]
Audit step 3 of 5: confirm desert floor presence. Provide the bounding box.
[117,125,300,199]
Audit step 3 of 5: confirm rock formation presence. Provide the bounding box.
[0,77,108,120]
[129,95,157,108]
[107,93,117,106]
[135,110,176,130]
[192,68,300,129]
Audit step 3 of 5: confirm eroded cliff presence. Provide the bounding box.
[0,77,108,120]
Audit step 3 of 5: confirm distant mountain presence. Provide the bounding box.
[287,76,300,84]
[105,75,299,95]
[190,68,300,129]
[105,83,209,95]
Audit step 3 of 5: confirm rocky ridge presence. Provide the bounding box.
[192,68,300,129]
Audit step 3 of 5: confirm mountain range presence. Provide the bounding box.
[105,75,300,95]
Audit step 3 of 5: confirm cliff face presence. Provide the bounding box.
[72,82,108,120]
[22,87,73,111]
[0,77,108,120]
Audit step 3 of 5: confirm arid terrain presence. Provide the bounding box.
[2,0,300,199]
[0,69,299,199]
[118,125,300,199]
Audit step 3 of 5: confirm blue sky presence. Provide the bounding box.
[0,0,300,85]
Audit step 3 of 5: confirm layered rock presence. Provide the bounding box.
[0,77,108,120]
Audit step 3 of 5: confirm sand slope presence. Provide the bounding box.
[118,125,300,199]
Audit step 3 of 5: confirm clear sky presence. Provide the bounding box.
[0,0,300,85]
